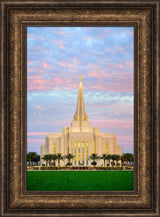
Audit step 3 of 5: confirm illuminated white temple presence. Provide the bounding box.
[40,76,121,166]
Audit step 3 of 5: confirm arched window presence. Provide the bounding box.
[53,143,56,154]
[93,140,95,153]
[82,141,84,165]
[86,141,88,165]
[78,141,80,165]
[106,143,109,154]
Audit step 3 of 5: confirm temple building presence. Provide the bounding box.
[40,76,121,166]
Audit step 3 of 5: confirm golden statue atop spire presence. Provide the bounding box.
[80,75,82,81]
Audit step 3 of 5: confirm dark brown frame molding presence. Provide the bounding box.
[0,0,159,216]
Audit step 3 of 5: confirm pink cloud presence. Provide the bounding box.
[88,81,133,92]
[57,120,71,126]
[63,79,77,89]
[123,29,133,36]
[28,132,46,136]
[86,104,133,111]
[104,29,111,33]
[72,58,79,64]
[28,75,77,91]
[27,75,55,91]
[88,50,105,55]
[27,73,133,92]
[51,40,66,50]
[108,60,133,72]
[42,62,52,69]
[27,34,33,37]
[28,75,43,80]
[84,36,90,40]
[27,67,39,72]
[116,46,126,54]
[98,59,112,64]
[116,135,133,151]
[88,72,101,78]
[117,135,133,141]
[57,60,78,72]
[27,60,33,64]
[50,30,71,37]
[57,41,66,50]
[91,119,133,129]
[27,34,43,40]
[118,64,124,68]
[124,60,133,69]
[83,28,90,32]
[27,139,44,143]
[87,64,106,79]
[54,77,63,86]
[27,74,133,92]
[105,49,115,54]
[27,59,133,92]
[35,105,46,111]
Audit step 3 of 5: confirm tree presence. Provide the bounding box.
[51,154,58,166]
[124,153,129,165]
[129,153,134,166]
[107,154,112,166]
[47,154,54,166]
[114,154,121,166]
[111,154,117,167]
[122,153,134,166]
[65,153,74,167]
[123,153,132,166]
[56,153,64,167]
[42,154,50,167]
[126,153,134,166]
[88,153,99,167]
[27,152,38,167]
[131,155,134,166]
[121,155,124,166]
[101,154,108,166]
[34,154,40,165]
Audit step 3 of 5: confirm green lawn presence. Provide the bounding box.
[27,171,134,191]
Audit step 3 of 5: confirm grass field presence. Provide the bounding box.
[27,171,134,191]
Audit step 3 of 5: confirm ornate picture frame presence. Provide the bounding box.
[0,0,159,216]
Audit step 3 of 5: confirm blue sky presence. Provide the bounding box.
[27,27,134,154]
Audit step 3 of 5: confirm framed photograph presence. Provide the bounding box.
[27,26,134,192]
[1,0,159,216]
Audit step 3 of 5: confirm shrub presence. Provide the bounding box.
[125,166,133,170]
[91,162,97,166]
[33,167,39,170]
[66,163,72,166]
[41,166,55,170]
[112,167,123,171]
[105,167,112,171]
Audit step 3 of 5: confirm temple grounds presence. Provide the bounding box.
[27,171,134,191]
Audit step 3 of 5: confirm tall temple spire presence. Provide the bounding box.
[73,76,88,121]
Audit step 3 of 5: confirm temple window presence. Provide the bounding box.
[53,143,56,154]
[93,140,95,153]
[86,141,88,165]
[82,141,84,165]
[106,143,109,154]
[78,141,80,165]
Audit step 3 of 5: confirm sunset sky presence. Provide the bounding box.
[27,27,134,155]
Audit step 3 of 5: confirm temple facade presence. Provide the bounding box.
[40,77,121,166]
